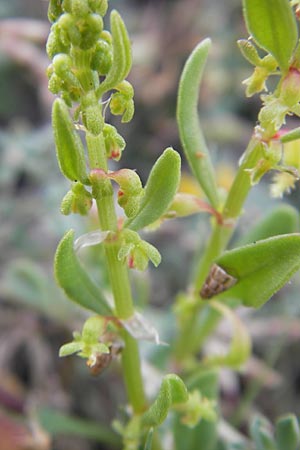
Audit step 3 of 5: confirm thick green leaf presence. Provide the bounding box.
[177,38,219,208]
[243,0,298,70]
[237,204,299,246]
[141,374,188,428]
[52,99,89,184]
[125,148,181,231]
[54,229,112,315]
[275,414,300,450]
[216,234,300,308]
[97,10,132,97]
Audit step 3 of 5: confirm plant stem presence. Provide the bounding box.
[87,132,147,413]
[175,137,263,360]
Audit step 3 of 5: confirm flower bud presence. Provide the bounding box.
[71,0,90,17]
[103,124,126,160]
[108,169,144,218]
[79,14,103,50]
[48,0,63,23]
[61,182,93,215]
[91,39,113,74]
[88,0,108,16]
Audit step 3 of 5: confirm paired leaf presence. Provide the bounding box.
[177,38,219,208]
[125,148,181,231]
[217,234,300,308]
[141,374,188,428]
[243,0,298,70]
[54,229,112,315]
[97,10,132,97]
[237,204,299,246]
[52,99,89,184]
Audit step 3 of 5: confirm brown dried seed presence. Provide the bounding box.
[200,263,237,299]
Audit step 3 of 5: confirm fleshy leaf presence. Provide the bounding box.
[237,204,299,246]
[125,148,181,231]
[52,99,89,184]
[216,234,300,308]
[243,0,298,70]
[141,374,188,428]
[250,416,277,450]
[177,38,219,208]
[54,229,112,314]
[97,10,132,97]
[203,301,251,368]
[275,414,300,450]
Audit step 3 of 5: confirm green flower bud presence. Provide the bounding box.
[102,124,126,160]
[110,80,135,122]
[71,0,90,17]
[60,190,74,215]
[58,13,81,46]
[62,0,72,13]
[48,73,63,94]
[88,0,108,16]
[108,169,144,218]
[118,230,161,271]
[46,25,70,59]
[53,53,72,78]
[79,14,103,50]
[61,183,93,215]
[48,0,63,23]
[91,39,113,74]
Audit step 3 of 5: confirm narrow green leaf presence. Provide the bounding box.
[177,38,219,208]
[141,374,188,428]
[280,126,300,143]
[38,407,120,447]
[125,148,181,231]
[237,204,299,246]
[52,99,89,184]
[275,414,300,450]
[97,10,132,97]
[54,229,112,315]
[243,0,298,70]
[216,234,300,308]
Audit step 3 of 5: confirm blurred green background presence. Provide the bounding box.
[1,1,300,449]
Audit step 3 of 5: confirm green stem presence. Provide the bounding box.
[87,132,146,413]
[175,137,263,360]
